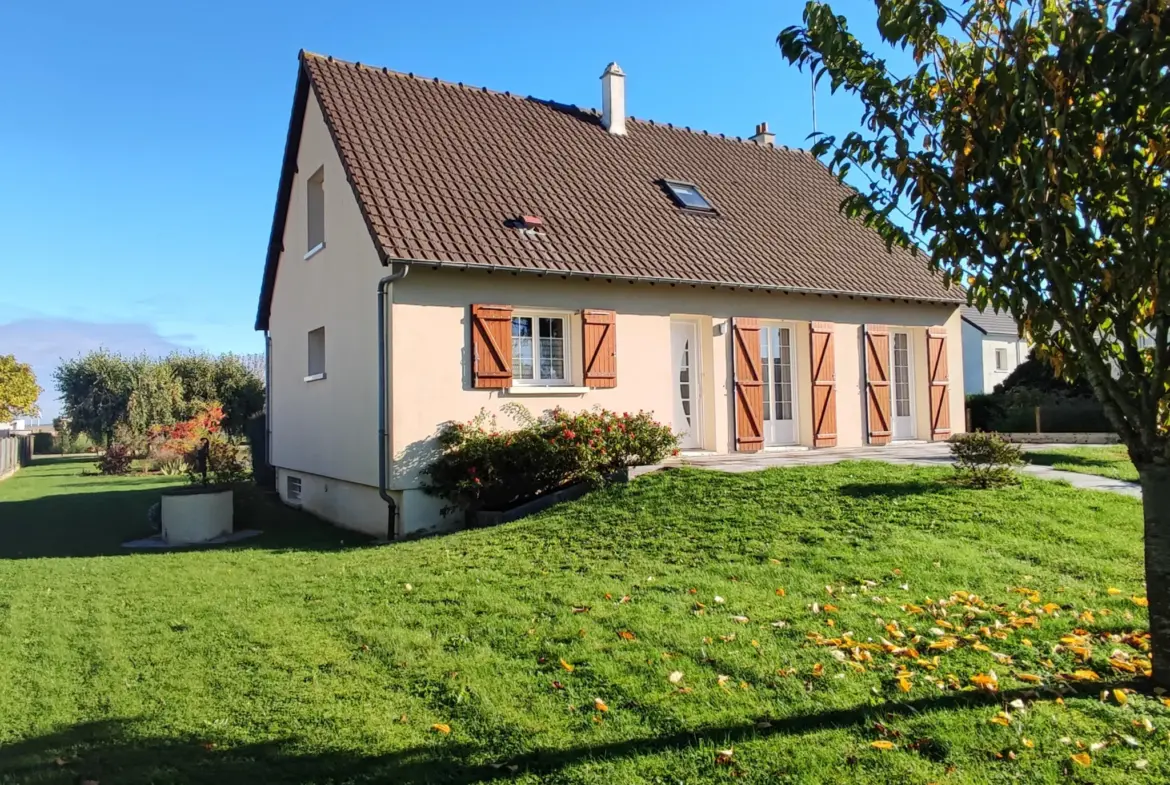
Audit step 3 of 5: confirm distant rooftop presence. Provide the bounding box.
[961,305,1023,337]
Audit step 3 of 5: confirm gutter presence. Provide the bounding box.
[377,261,410,539]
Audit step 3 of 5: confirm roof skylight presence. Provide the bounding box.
[662,180,715,212]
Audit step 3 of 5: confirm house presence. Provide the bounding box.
[960,306,1030,395]
[255,52,966,538]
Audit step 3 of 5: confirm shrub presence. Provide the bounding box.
[421,405,679,517]
[185,435,251,487]
[949,432,1023,488]
[97,443,133,475]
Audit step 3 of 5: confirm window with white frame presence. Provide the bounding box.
[511,311,571,385]
[995,347,1008,371]
[307,327,326,380]
[306,166,325,255]
[287,475,302,501]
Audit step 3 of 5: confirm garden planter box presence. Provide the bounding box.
[469,465,664,528]
[161,486,233,545]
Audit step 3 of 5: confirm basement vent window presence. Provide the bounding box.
[662,180,715,212]
[287,475,302,501]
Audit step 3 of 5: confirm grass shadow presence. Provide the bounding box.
[0,483,377,559]
[1025,453,1118,471]
[0,680,1142,784]
[838,479,953,499]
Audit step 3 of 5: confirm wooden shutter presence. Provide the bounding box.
[927,326,951,440]
[582,309,617,388]
[470,304,512,389]
[732,318,764,452]
[809,322,837,447]
[864,324,892,445]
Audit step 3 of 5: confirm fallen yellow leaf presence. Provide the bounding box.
[431,723,451,734]
[593,698,609,712]
[1133,596,1150,607]
[811,663,824,678]
[870,740,896,750]
[1070,669,1100,682]
[1016,673,1042,683]
[1113,689,1128,705]
[1023,738,1034,749]
[897,675,912,693]
[989,712,1012,726]
[776,588,786,596]
[617,630,636,641]
[1070,753,1091,767]
[559,659,575,672]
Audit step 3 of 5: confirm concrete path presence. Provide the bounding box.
[670,442,1142,499]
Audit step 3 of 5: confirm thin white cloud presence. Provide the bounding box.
[0,318,197,420]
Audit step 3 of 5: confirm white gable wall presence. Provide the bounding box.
[266,85,394,537]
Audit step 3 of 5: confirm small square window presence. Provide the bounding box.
[511,311,570,384]
[995,348,1008,371]
[287,475,302,501]
[307,166,325,254]
[662,180,715,212]
[307,327,326,380]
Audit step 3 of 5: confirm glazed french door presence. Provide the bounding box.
[890,331,916,440]
[670,321,702,449]
[760,324,797,446]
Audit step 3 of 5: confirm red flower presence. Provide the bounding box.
[593,427,602,434]
[672,448,681,456]
[473,477,481,485]
[563,429,576,440]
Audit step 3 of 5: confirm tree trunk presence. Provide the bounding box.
[1142,463,1170,686]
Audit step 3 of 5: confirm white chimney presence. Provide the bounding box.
[750,122,775,147]
[600,62,626,136]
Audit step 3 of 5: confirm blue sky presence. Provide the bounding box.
[1,0,891,419]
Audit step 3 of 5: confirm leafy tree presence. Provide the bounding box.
[995,350,1093,397]
[54,351,135,447]
[779,0,1170,679]
[0,354,41,421]
[126,357,183,438]
[165,353,264,434]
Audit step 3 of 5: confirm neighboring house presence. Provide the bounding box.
[255,52,966,538]
[0,419,27,435]
[961,306,1030,395]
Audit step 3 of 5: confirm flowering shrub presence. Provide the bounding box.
[421,405,679,517]
[97,443,133,475]
[148,402,249,486]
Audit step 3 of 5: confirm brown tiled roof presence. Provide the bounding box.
[256,51,962,329]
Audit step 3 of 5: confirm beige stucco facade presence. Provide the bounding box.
[265,88,966,538]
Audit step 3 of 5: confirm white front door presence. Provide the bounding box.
[761,324,798,446]
[670,321,702,449]
[890,331,916,440]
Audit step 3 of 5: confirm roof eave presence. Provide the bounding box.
[396,257,963,306]
[255,56,310,331]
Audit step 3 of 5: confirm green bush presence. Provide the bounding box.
[422,405,680,517]
[949,432,1023,488]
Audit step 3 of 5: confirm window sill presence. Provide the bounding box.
[304,373,326,383]
[504,386,590,396]
[304,242,326,261]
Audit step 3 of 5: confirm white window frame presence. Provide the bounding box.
[286,475,302,502]
[305,166,325,258]
[510,309,573,387]
[994,347,1008,371]
[306,326,326,381]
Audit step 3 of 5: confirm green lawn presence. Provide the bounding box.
[0,456,1159,784]
[1026,445,1141,483]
